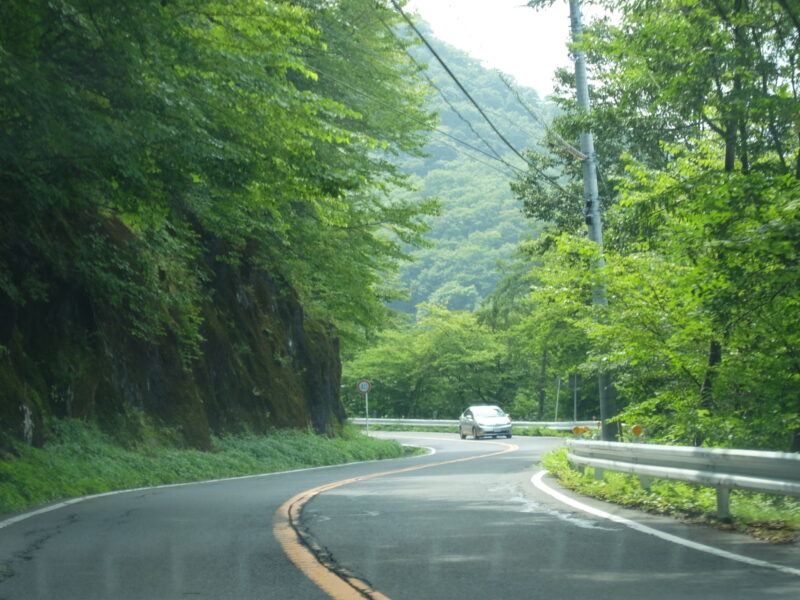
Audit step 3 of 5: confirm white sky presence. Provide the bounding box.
[405,0,575,98]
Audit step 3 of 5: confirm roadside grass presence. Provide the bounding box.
[0,419,408,516]
[358,425,455,434]
[514,426,573,438]
[541,447,800,543]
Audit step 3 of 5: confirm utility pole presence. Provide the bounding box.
[568,0,617,441]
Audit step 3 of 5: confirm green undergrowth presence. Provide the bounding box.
[514,426,573,438]
[359,425,455,434]
[542,447,800,543]
[0,419,407,516]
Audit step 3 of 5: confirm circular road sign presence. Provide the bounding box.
[357,379,372,394]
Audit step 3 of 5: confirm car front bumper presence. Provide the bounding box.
[476,424,512,435]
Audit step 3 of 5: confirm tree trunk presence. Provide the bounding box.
[699,339,723,408]
[796,135,800,180]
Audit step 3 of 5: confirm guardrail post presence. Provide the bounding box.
[638,476,651,491]
[594,467,604,481]
[716,487,731,520]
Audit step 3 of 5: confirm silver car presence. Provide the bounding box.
[459,405,512,439]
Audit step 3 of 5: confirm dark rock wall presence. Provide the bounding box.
[0,232,344,451]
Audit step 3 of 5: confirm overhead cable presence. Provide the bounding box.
[388,0,529,165]
[312,66,527,176]
[498,73,587,161]
[412,59,508,165]
[370,10,520,172]
[389,1,571,193]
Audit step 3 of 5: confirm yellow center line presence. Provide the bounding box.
[273,437,518,599]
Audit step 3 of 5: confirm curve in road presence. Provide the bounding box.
[274,438,517,599]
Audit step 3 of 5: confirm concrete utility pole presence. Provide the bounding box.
[568,0,617,441]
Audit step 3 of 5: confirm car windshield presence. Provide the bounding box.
[472,406,505,417]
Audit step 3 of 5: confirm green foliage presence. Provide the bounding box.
[506,0,800,450]
[347,0,800,450]
[542,448,800,541]
[344,305,517,418]
[0,0,438,351]
[0,0,444,445]
[343,249,603,423]
[0,420,404,514]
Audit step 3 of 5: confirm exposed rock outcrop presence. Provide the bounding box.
[0,219,344,452]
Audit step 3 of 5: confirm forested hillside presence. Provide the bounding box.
[391,26,552,312]
[345,0,800,452]
[0,0,436,450]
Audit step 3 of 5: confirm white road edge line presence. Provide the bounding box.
[0,449,433,531]
[531,470,800,578]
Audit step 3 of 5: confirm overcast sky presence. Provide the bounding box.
[405,0,576,98]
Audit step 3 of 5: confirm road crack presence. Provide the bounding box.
[291,502,382,599]
[0,513,78,584]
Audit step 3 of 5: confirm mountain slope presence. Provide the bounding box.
[392,26,553,312]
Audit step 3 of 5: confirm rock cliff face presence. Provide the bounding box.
[0,225,345,451]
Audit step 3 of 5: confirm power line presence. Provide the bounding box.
[368,10,526,174]
[389,0,529,165]
[312,66,526,176]
[372,13,540,172]
[316,3,570,191]
[498,73,587,161]
[388,1,571,194]
[411,57,514,167]
[304,15,525,176]
[429,132,525,178]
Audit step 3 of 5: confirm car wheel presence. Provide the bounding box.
[473,427,480,440]
[506,433,512,439]
[459,429,466,440]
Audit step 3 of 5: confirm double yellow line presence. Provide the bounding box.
[273,438,518,599]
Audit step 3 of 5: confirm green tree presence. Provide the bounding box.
[512,0,800,449]
[0,0,440,444]
[344,305,517,418]
[606,144,800,448]
[0,0,437,344]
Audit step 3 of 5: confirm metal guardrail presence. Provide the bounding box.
[349,418,600,431]
[350,419,799,519]
[567,440,800,518]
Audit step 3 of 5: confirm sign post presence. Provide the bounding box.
[357,379,372,435]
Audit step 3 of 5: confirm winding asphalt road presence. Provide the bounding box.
[1,433,798,599]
